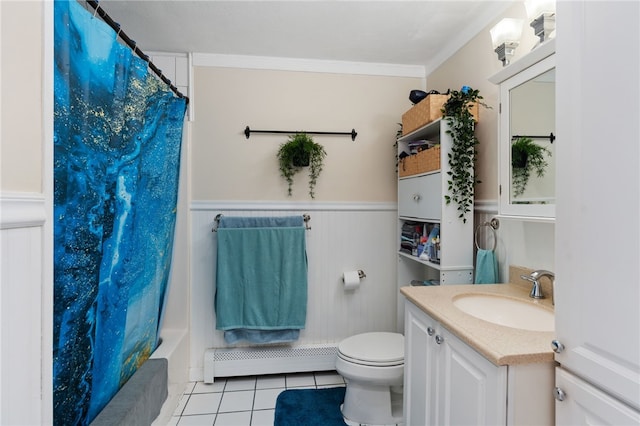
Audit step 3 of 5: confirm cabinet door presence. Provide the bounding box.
[555,0,640,411]
[404,301,507,426]
[398,174,441,220]
[404,301,438,426]
[555,368,640,425]
[436,328,507,426]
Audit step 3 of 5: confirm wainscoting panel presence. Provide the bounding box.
[473,200,555,283]
[189,202,398,381]
[0,194,46,425]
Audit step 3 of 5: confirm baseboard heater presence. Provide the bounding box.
[203,343,338,383]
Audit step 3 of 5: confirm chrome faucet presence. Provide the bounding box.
[520,270,555,302]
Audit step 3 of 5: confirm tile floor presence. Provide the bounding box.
[166,371,346,426]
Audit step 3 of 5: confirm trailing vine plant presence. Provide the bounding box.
[441,86,488,223]
[394,122,403,173]
[277,133,327,198]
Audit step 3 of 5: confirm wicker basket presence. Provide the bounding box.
[399,145,441,177]
[402,95,479,135]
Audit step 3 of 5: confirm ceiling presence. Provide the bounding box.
[99,1,511,72]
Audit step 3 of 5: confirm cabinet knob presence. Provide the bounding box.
[435,335,444,345]
[427,327,435,336]
[412,194,421,202]
[551,340,565,353]
[554,387,566,402]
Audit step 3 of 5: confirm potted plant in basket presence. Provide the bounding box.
[511,136,551,198]
[277,132,327,199]
[441,86,488,223]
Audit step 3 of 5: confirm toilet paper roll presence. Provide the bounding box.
[343,270,361,290]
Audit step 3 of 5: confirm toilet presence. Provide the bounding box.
[335,332,404,425]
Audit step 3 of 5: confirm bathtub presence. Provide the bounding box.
[151,329,189,425]
[89,328,188,425]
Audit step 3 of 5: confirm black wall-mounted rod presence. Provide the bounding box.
[84,0,189,104]
[244,126,358,141]
[512,132,556,143]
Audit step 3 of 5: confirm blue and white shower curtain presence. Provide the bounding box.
[53,1,186,424]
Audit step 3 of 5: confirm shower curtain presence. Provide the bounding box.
[53,1,187,424]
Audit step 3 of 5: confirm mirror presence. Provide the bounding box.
[509,68,555,205]
[491,41,556,220]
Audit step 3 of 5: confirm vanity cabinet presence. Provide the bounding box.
[404,299,555,425]
[396,118,474,289]
[404,300,506,425]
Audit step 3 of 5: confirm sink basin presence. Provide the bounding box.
[453,294,554,332]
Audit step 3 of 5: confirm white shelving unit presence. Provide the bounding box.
[396,118,474,290]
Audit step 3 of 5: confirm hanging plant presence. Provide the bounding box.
[277,133,327,198]
[511,136,551,198]
[441,86,487,223]
[394,122,403,173]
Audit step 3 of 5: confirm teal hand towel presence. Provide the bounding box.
[475,249,498,284]
[215,227,307,331]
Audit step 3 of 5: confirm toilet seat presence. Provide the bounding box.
[337,332,404,367]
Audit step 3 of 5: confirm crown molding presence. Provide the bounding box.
[192,53,425,78]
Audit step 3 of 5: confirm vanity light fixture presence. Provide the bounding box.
[525,0,556,44]
[490,18,524,67]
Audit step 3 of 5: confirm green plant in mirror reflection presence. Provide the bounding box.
[511,136,551,198]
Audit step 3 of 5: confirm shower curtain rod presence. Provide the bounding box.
[84,0,189,104]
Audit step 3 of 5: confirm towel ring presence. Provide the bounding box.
[474,218,499,252]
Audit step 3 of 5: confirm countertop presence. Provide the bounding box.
[400,283,556,366]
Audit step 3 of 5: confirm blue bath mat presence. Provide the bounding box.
[274,387,347,426]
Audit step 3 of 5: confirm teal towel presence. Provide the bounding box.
[475,249,498,284]
[215,227,307,331]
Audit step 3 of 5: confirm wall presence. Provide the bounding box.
[189,203,397,381]
[428,2,555,280]
[191,62,423,202]
[1,1,43,192]
[0,1,53,424]
[427,2,539,203]
[187,60,423,379]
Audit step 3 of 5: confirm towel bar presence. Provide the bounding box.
[212,214,311,232]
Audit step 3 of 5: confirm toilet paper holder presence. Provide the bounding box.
[342,270,366,281]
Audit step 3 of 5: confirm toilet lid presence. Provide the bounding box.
[338,332,404,366]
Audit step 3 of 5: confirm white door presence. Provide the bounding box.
[555,0,640,411]
[556,368,640,425]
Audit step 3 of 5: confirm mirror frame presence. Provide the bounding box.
[490,39,556,221]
